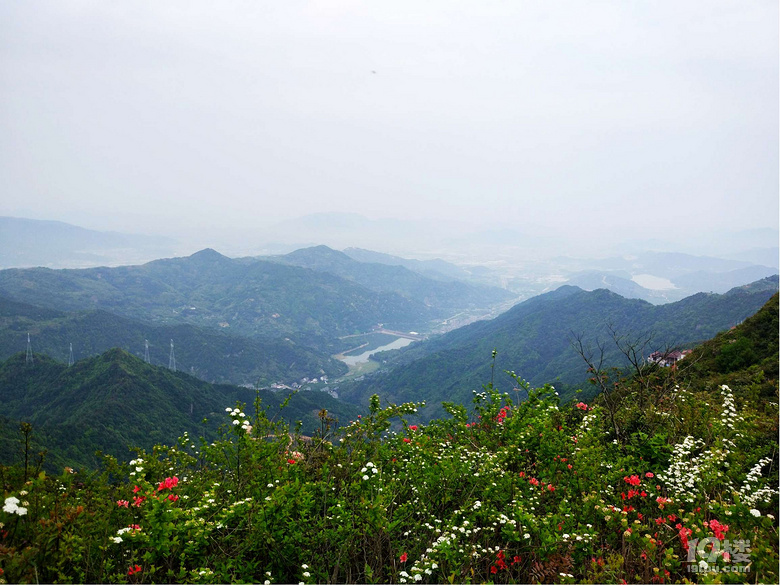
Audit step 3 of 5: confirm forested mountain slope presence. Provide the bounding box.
[0,349,358,470]
[0,295,347,386]
[339,277,778,415]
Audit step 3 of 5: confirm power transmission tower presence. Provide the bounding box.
[68,343,74,367]
[25,333,33,365]
[144,339,150,364]
[168,339,176,372]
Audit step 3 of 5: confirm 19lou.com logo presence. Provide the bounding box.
[686,538,752,574]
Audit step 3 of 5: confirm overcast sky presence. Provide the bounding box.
[0,1,777,252]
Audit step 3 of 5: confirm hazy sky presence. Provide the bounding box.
[1,1,777,250]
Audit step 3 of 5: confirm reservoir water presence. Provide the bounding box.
[339,337,414,366]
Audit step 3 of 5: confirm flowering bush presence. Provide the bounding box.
[0,374,776,583]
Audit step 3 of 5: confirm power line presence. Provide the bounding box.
[25,333,33,365]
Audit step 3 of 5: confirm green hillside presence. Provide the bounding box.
[0,249,434,345]
[0,296,347,386]
[0,349,359,470]
[339,278,778,416]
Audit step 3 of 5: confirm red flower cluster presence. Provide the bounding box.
[575,402,589,411]
[132,496,145,508]
[403,438,411,443]
[676,523,692,549]
[708,519,729,540]
[408,425,418,431]
[127,565,142,576]
[116,500,129,508]
[529,477,540,486]
[168,494,179,502]
[495,406,510,424]
[624,474,641,486]
[157,476,179,491]
[490,549,521,574]
[400,552,408,563]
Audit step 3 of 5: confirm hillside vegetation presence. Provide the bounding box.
[0,295,776,584]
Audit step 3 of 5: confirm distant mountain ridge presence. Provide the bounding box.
[0,249,439,345]
[0,216,176,269]
[267,245,515,312]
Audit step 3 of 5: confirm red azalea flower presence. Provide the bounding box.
[400,552,408,563]
[408,425,418,431]
[519,471,525,477]
[490,566,498,574]
[117,499,129,508]
[287,458,296,464]
[624,475,641,486]
[403,438,411,443]
[132,496,145,507]
[157,476,179,492]
[512,555,521,565]
[127,565,142,576]
[547,484,555,491]
[709,519,729,540]
[529,477,539,486]
[168,494,179,502]
[645,472,654,478]
[132,485,141,494]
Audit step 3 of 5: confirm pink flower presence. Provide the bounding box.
[408,425,418,431]
[575,402,589,411]
[132,496,145,508]
[116,500,129,508]
[645,472,654,478]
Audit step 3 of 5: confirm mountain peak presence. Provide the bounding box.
[188,248,230,262]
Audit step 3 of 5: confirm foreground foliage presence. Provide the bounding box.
[0,298,777,584]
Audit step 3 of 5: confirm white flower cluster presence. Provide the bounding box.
[226,407,251,433]
[718,385,745,435]
[658,436,710,503]
[128,457,144,477]
[738,457,778,507]
[3,496,27,516]
[360,461,379,481]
